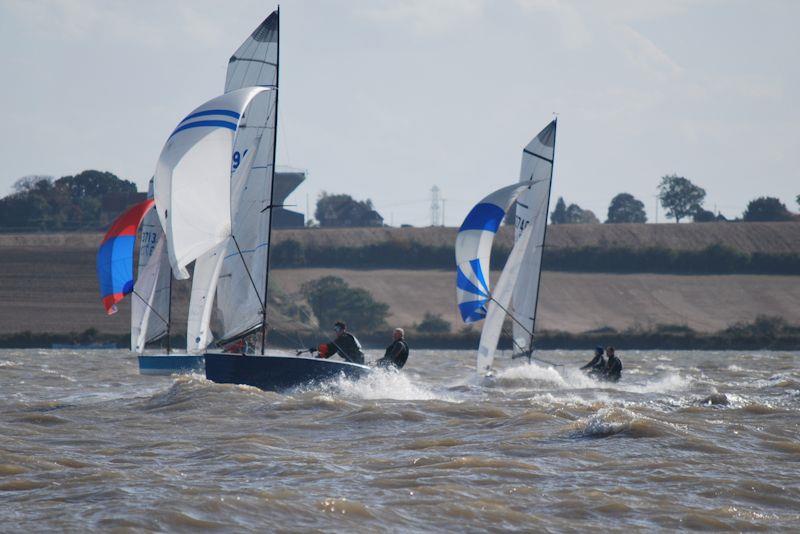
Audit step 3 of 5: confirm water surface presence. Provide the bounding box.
[1,349,798,531]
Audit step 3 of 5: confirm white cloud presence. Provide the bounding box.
[514,0,591,48]
[353,0,485,32]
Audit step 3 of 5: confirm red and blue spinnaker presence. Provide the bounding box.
[96,199,155,315]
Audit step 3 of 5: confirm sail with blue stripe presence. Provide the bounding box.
[455,182,530,324]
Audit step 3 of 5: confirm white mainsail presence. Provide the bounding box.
[455,120,557,372]
[511,120,557,354]
[131,214,170,353]
[214,11,279,343]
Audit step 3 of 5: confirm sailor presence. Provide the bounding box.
[376,328,410,369]
[603,346,623,382]
[580,346,606,377]
[312,321,365,365]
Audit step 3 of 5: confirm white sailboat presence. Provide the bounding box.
[153,8,370,390]
[455,120,557,374]
[139,10,281,374]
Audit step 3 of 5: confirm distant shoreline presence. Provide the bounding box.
[3,327,797,351]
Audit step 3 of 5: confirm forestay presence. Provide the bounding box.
[153,86,272,280]
[214,11,279,343]
[131,181,171,353]
[510,120,557,354]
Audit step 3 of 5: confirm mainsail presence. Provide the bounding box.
[455,120,557,372]
[214,10,279,344]
[510,120,557,354]
[130,180,171,353]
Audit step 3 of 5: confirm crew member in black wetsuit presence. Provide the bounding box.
[603,346,622,382]
[312,321,365,365]
[580,346,606,378]
[376,328,410,369]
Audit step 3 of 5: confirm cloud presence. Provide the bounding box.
[514,0,591,48]
[354,0,485,32]
[616,24,683,81]
[2,0,228,48]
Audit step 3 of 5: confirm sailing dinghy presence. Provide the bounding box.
[96,186,203,373]
[153,9,369,390]
[455,120,557,374]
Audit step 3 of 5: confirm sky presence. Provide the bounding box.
[1,0,798,226]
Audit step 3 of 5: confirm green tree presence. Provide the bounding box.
[315,192,383,227]
[658,174,706,223]
[565,203,599,224]
[416,312,451,333]
[692,207,716,222]
[55,170,137,199]
[606,193,647,223]
[0,170,138,231]
[742,197,793,221]
[550,197,567,224]
[301,276,389,332]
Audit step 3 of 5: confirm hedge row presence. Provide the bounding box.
[270,239,800,274]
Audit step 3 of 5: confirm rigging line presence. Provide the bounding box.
[231,234,265,311]
[487,295,533,340]
[501,325,526,354]
[131,289,169,326]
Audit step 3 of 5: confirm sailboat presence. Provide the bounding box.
[455,120,557,374]
[96,186,202,372]
[153,8,370,390]
[135,180,205,374]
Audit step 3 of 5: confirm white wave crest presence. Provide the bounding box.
[492,362,692,394]
[318,368,457,402]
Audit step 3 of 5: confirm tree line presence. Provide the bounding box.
[550,174,799,225]
[1,170,797,231]
[0,171,138,231]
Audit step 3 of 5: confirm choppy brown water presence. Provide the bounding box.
[1,349,799,531]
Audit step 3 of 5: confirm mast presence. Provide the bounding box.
[260,5,280,355]
[166,268,172,354]
[528,117,557,354]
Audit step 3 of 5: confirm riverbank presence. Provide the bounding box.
[3,315,798,350]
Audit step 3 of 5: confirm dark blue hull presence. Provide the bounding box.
[138,355,205,375]
[204,353,370,391]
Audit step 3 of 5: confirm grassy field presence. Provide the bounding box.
[4,221,800,254]
[1,224,798,339]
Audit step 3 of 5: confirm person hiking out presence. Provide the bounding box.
[603,346,622,382]
[376,328,410,369]
[311,321,365,365]
[580,346,606,378]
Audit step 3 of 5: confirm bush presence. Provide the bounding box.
[416,312,451,333]
[743,197,793,222]
[301,276,389,333]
